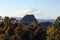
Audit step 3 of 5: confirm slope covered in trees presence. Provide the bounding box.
[0,15,60,40]
[47,16,60,40]
[0,16,46,40]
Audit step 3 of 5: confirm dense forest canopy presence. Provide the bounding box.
[0,15,60,40]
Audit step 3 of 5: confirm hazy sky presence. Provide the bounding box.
[0,0,60,19]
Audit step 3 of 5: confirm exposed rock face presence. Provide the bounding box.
[20,15,38,24]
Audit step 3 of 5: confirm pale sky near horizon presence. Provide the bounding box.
[0,0,60,19]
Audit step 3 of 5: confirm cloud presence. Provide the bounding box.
[16,6,45,17]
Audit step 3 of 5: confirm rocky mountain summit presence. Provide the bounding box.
[20,15,38,24]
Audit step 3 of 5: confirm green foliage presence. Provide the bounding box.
[1,16,60,40]
[47,16,60,40]
[0,34,6,40]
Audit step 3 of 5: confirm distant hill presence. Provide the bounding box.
[14,17,55,24]
[20,15,38,24]
[37,19,55,23]
[13,15,55,27]
[39,22,53,28]
[14,17,21,21]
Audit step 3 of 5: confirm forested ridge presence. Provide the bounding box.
[0,16,60,40]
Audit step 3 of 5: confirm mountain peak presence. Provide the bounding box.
[20,14,38,24]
